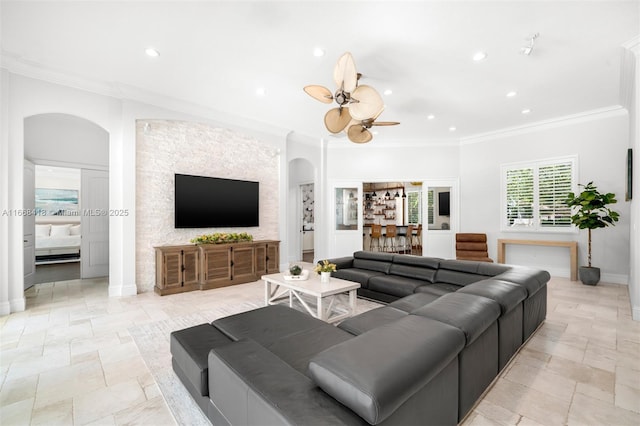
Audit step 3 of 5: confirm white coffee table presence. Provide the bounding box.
[262,271,360,324]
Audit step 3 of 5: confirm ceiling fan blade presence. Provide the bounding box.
[349,85,384,120]
[343,118,359,135]
[324,107,352,133]
[371,121,401,126]
[303,85,333,104]
[347,125,373,144]
[334,52,357,93]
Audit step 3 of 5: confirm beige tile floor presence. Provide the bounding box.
[0,275,638,425]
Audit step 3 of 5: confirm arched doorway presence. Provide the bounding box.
[23,113,110,289]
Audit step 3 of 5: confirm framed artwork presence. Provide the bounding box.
[35,188,79,216]
[626,148,633,201]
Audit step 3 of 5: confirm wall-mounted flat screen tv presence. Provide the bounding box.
[438,191,450,216]
[175,174,259,228]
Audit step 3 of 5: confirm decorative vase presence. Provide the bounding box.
[320,271,331,283]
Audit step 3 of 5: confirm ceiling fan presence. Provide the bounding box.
[304,52,399,143]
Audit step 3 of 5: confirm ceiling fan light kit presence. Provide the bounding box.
[304,52,399,144]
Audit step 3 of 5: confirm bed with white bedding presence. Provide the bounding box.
[35,223,81,264]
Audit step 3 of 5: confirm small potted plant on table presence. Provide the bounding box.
[315,260,337,283]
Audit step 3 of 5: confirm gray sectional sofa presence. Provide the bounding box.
[170,251,550,425]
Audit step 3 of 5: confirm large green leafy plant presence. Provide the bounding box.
[565,182,619,267]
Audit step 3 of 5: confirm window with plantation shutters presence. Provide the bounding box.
[501,156,577,232]
[407,191,422,225]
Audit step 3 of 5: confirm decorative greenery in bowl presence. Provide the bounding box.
[289,265,303,276]
[314,260,337,274]
[190,232,253,244]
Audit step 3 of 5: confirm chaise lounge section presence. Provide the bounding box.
[170,251,550,425]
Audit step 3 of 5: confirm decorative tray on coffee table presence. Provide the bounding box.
[283,269,310,281]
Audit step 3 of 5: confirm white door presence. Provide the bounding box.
[423,179,459,259]
[23,160,35,289]
[329,182,363,257]
[81,169,109,278]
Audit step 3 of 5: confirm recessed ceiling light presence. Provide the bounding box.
[383,89,393,96]
[473,51,487,61]
[506,91,517,98]
[449,126,457,132]
[521,108,531,114]
[256,88,266,96]
[427,114,435,120]
[313,48,325,57]
[145,48,160,57]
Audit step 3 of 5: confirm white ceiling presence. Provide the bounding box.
[1,1,638,142]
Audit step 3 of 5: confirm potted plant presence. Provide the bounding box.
[314,260,337,282]
[565,181,620,285]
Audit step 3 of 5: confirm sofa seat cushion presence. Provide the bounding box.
[458,279,528,314]
[170,323,233,396]
[368,275,425,298]
[309,315,465,425]
[411,293,501,346]
[338,306,407,335]
[212,304,329,346]
[415,283,463,296]
[388,292,441,312]
[267,324,354,376]
[332,268,384,288]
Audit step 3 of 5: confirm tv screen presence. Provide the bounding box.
[175,174,259,228]
[438,191,450,216]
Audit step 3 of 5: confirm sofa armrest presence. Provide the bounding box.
[309,315,465,425]
[208,338,365,426]
[325,256,354,270]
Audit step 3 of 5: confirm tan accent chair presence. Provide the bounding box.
[455,233,493,262]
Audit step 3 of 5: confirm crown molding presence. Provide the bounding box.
[460,106,627,145]
[622,35,640,54]
[326,135,459,149]
[0,52,291,141]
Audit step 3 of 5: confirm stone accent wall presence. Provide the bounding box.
[135,120,279,293]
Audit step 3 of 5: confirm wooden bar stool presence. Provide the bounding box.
[370,224,382,251]
[412,224,422,251]
[403,225,414,254]
[383,224,397,252]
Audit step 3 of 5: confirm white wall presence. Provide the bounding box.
[460,111,630,283]
[1,72,121,314]
[25,113,109,168]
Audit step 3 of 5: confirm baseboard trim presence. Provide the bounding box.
[0,301,10,316]
[9,297,25,313]
[632,306,640,322]
[109,283,138,297]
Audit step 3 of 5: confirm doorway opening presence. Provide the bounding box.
[33,165,82,284]
[23,113,110,290]
[301,183,314,263]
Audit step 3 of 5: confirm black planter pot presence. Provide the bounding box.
[579,266,600,285]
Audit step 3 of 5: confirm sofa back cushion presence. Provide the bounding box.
[434,259,510,286]
[388,264,437,283]
[392,254,441,269]
[352,259,392,274]
[354,251,395,262]
[309,315,465,425]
